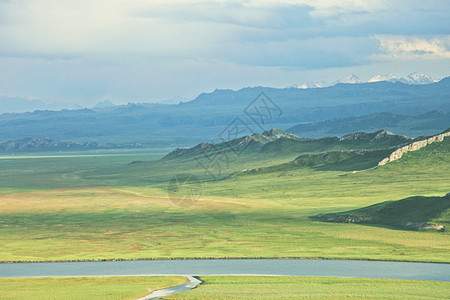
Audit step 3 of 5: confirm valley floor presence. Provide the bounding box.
[0,138,448,263]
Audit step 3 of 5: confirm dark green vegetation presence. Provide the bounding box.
[313,195,450,231]
[167,276,450,299]
[0,276,187,300]
[1,79,449,147]
[229,148,392,176]
[288,110,450,138]
[0,130,448,263]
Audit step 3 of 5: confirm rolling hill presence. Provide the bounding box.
[224,127,450,178]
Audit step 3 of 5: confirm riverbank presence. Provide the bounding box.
[1,256,449,264]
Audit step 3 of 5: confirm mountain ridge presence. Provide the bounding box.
[163,128,412,162]
[287,110,450,138]
[1,78,449,145]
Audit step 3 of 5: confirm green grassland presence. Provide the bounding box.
[1,276,448,300]
[166,276,450,300]
[0,276,187,300]
[0,134,448,262]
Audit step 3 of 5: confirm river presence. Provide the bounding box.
[1,259,449,281]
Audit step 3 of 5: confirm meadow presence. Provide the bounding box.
[1,275,448,299]
[0,137,448,263]
[0,276,187,300]
[166,276,450,299]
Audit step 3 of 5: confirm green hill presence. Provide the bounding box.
[164,129,411,162]
[153,128,411,181]
[312,194,450,231]
[77,128,449,190]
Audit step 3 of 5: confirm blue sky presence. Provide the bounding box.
[0,0,449,105]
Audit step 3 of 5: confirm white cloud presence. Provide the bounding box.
[374,35,450,61]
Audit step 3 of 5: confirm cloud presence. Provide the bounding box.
[1,0,448,58]
[0,0,449,103]
[374,35,450,61]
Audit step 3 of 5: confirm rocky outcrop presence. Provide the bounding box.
[261,128,304,140]
[340,129,402,142]
[378,130,450,166]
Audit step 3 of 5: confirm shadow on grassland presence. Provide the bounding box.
[311,194,450,231]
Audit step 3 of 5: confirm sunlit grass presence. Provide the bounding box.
[166,276,450,300]
[0,276,187,300]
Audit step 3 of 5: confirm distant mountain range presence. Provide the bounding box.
[0,78,448,146]
[368,73,438,85]
[287,110,450,138]
[0,97,121,114]
[298,72,438,89]
[93,100,116,109]
[0,96,83,114]
[0,137,143,153]
[1,73,441,115]
[0,95,183,114]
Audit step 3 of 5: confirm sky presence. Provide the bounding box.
[0,0,449,106]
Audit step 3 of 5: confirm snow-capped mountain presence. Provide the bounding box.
[298,74,362,89]
[333,74,362,84]
[298,72,438,90]
[369,72,438,85]
[368,74,398,83]
[397,72,438,85]
[297,81,329,89]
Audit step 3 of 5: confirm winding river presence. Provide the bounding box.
[0,259,449,281]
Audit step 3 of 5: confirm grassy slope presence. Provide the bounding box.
[313,195,450,231]
[0,137,448,262]
[167,276,450,300]
[0,276,187,300]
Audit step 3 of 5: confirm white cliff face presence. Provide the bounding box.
[378,131,450,166]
